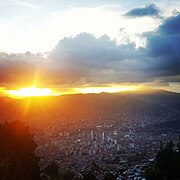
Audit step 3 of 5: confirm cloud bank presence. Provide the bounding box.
[0,14,180,87]
[146,14,180,77]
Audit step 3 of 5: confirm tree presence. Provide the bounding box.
[43,162,59,178]
[63,170,76,180]
[145,167,161,180]
[82,170,97,180]
[104,172,116,180]
[156,141,175,179]
[146,140,180,180]
[0,121,40,180]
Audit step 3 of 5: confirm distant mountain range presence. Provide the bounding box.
[0,89,180,129]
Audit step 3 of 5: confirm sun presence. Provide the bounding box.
[6,86,57,98]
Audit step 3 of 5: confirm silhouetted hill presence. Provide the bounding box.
[122,90,180,111]
[0,90,180,127]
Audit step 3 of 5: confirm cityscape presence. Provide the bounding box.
[0,0,180,179]
[19,92,180,179]
[36,116,180,179]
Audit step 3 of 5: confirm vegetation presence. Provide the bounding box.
[146,139,180,180]
[0,121,40,180]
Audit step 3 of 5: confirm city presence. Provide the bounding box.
[0,0,180,179]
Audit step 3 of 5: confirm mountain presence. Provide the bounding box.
[121,89,180,111]
[0,90,180,128]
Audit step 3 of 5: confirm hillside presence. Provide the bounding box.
[156,119,180,130]
[0,90,179,128]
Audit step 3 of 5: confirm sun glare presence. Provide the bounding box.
[77,85,140,94]
[6,87,57,98]
[3,85,144,99]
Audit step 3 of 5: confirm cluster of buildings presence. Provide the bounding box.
[33,112,180,178]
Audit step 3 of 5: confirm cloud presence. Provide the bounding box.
[146,14,180,77]
[125,4,160,18]
[1,14,180,87]
[50,33,137,66]
[48,14,180,84]
[14,1,38,9]
[0,52,47,86]
[49,33,144,84]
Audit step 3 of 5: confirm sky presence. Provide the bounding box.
[0,0,180,94]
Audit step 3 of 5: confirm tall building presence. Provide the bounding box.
[90,130,93,141]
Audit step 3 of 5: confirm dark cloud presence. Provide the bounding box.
[125,4,160,18]
[146,14,180,77]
